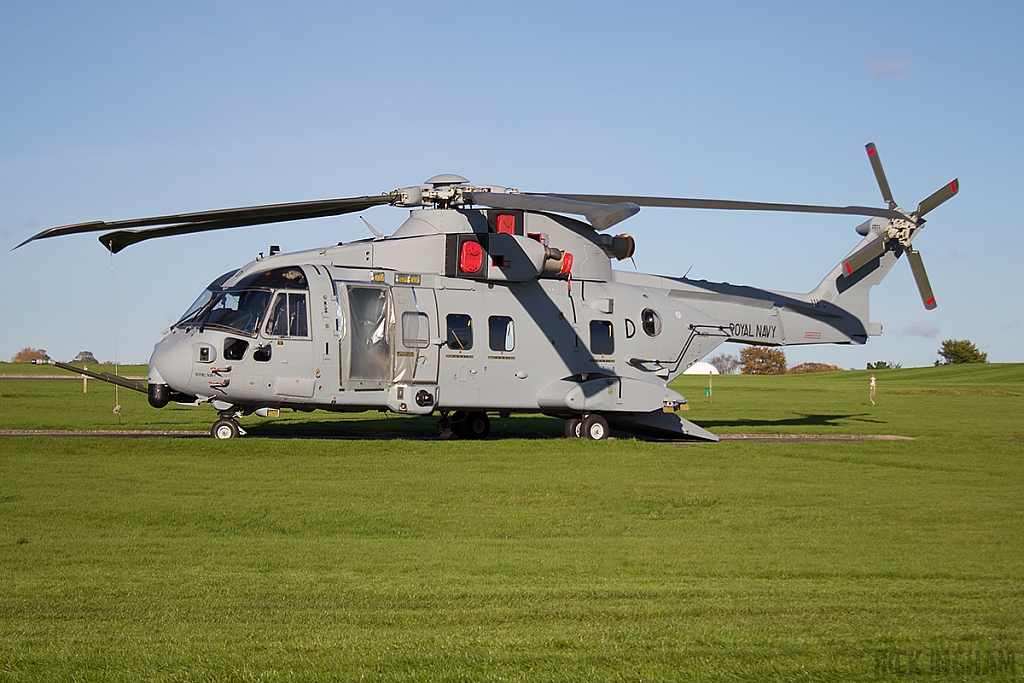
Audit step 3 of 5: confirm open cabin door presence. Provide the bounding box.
[340,284,392,390]
[391,286,439,384]
[336,283,439,406]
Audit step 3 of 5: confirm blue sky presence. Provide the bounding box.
[2,1,1021,368]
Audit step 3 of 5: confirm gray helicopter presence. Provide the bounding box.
[17,143,956,441]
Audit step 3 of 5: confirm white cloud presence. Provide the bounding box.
[904,321,940,337]
[868,58,914,82]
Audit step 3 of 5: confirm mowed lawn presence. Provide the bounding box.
[0,364,1022,681]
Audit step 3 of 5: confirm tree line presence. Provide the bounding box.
[10,348,101,364]
[707,339,988,375]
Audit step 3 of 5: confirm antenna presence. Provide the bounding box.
[360,216,385,240]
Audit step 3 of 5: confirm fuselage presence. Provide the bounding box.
[147,207,883,439]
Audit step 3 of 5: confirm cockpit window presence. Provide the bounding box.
[265,292,309,337]
[176,288,273,337]
[235,267,308,290]
[174,268,305,337]
[175,271,237,327]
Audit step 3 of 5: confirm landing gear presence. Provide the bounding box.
[436,413,455,439]
[211,406,247,440]
[211,418,242,440]
[564,414,610,440]
[581,414,609,440]
[448,410,491,439]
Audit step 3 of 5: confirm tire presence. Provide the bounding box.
[211,418,240,440]
[564,418,582,438]
[464,412,490,439]
[581,414,609,441]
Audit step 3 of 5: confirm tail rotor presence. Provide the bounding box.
[842,143,957,310]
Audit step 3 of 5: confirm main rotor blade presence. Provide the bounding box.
[14,194,399,251]
[467,192,640,231]
[543,193,907,221]
[842,237,889,276]
[915,179,959,218]
[906,248,937,310]
[100,214,311,253]
[865,142,896,208]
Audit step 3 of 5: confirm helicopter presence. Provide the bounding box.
[17,143,957,441]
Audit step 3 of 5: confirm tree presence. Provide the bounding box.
[739,346,787,375]
[73,351,100,365]
[936,339,988,365]
[11,347,50,363]
[867,361,902,370]
[707,353,740,374]
[789,362,843,374]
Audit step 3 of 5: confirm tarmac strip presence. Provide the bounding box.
[0,429,208,438]
[719,433,913,442]
[0,429,912,441]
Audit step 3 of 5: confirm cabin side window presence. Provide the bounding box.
[590,320,614,355]
[446,314,473,351]
[488,316,514,352]
[641,308,662,337]
[402,311,430,348]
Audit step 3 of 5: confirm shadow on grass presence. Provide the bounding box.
[698,412,886,429]
[244,414,566,440]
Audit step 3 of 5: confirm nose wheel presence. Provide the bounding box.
[211,417,246,439]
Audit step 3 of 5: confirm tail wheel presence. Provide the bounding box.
[211,418,240,440]
[582,414,609,441]
[564,418,582,438]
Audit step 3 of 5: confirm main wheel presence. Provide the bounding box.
[581,414,609,441]
[462,411,491,439]
[211,418,240,440]
[564,418,582,438]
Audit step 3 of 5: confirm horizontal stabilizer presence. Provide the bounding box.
[607,410,719,442]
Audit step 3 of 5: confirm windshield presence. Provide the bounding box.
[176,287,273,336]
[175,271,237,327]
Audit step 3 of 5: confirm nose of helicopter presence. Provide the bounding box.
[148,334,194,396]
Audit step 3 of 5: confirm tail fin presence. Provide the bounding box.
[807,217,902,333]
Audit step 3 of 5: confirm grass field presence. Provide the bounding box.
[1,365,1022,681]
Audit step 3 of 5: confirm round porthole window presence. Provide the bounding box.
[641,308,662,337]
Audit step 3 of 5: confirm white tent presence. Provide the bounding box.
[683,361,719,375]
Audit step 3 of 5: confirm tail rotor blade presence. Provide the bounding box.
[915,179,959,218]
[906,248,937,310]
[865,143,896,209]
[842,237,888,276]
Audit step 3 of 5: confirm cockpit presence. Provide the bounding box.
[175,267,309,338]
